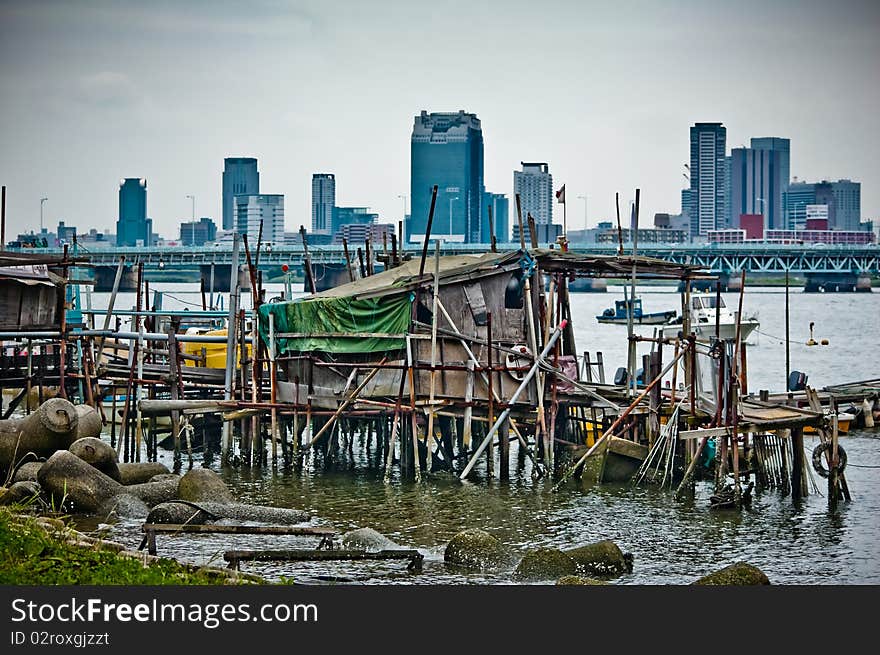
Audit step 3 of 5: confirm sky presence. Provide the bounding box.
[1,0,878,240]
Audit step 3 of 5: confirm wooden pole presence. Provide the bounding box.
[425,240,441,475]
[488,203,497,253]
[486,311,495,478]
[342,237,355,282]
[515,193,526,250]
[300,226,316,294]
[221,233,241,465]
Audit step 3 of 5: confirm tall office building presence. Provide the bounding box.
[480,192,509,244]
[234,194,284,244]
[729,146,784,231]
[116,178,152,247]
[751,138,790,189]
[830,179,861,231]
[784,179,861,231]
[513,162,553,227]
[222,158,259,231]
[312,173,336,235]
[783,181,815,230]
[332,206,377,236]
[410,110,484,243]
[688,123,727,237]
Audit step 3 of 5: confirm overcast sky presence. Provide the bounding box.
[1,0,878,240]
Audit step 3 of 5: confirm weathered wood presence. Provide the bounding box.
[223,548,423,572]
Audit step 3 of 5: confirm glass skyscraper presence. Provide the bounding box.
[480,192,509,244]
[222,158,259,231]
[730,146,784,231]
[312,173,336,235]
[688,123,727,237]
[410,110,484,244]
[115,178,152,247]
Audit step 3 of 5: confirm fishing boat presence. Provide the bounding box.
[596,291,677,325]
[659,292,759,342]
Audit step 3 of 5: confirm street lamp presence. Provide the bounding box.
[40,197,48,233]
[185,194,195,246]
[448,196,458,241]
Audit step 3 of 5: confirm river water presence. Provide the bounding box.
[80,283,880,584]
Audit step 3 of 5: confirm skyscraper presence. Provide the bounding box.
[784,179,861,231]
[234,194,284,244]
[410,110,484,243]
[312,173,336,235]
[688,123,727,237]
[222,158,259,231]
[480,192,509,244]
[783,181,815,230]
[830,179,861,231]
[514,163,553,227]
[115,178,152,247]
[729,146,784,231]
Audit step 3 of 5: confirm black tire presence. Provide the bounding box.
[811,442,847,478]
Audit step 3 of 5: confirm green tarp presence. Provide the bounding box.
[258,292,413,354]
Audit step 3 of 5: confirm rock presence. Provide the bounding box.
[125,477,181,507]
[147,501,214,525]
[73,405,104,441]
[178,468,232,503]
[12,461,43,483]
[196,502,310,525]
[69,437,121,482]
[0,480,44,506]
[149,474,181,483]
[444,529,505,569]
[341,527,401,551]
[118,462,170,485]
[37,449,122,513]
[693,562,771,586]
[97,494,149,520]
[514,547,577,581]
[0,398,79,474]
[565,540,632,577]
[555,575,608,585]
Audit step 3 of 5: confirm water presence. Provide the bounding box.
[78,283,880,584]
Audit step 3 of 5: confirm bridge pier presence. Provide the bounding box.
[804,272,861,293]
[94,265,138,292]
[856,273,873,292]
[199,264,252,292]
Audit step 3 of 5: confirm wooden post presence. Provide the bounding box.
[300,226,317,294]
[167,322,182,472]
[462,359,474,451]
[791,426,805,500]
[488,203,497,253]
[425,240,441,475]
[222,233,241,465]
[486,311,495,478]
[829,415,839,511]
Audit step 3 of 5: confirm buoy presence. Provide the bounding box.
[820,339,829,346]
[863,399,875,428]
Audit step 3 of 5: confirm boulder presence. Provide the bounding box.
[693,562,771,586]
[341,527,401,551]
[555,575,608,586]
[0,398,79,473]
[147,501,215,525]
[96,494,149,520]
[69,437,121,482]
[514,547,577,581]
[177,467,232,503]
[37,449,121,513]
[444,529,505,569]
[125,476,181,507]
[118,462,170,485]
[149,474,181,483]
[73,405,104,441]
[0,480,44,506]
[11,461,43,483]
[196,502,310,525]
[565,540,632,577]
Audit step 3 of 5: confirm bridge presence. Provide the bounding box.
[46,242,880,292]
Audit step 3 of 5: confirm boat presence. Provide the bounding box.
[596,291,677,325]
[804,411,855,435]
[659,292,759,342]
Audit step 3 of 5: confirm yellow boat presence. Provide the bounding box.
[804,412,853,435]
[181,328,252,369]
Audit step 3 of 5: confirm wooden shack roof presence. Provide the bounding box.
[532,249,709,280]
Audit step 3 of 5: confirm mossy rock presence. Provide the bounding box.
[178,468,232,503]
[693,562,770,585]
[444,529,505,570]
[555,575,608,585]
[514,547,577,581]
[565,539,632,578]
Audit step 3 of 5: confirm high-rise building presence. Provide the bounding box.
[116,178,153,247]
[688,123,727,237]
[410,110,484,243]
[332,206,378,236]
[783,181,815,230]
[222,158,259,231]
[751,137,790,189]
[480,192,509,243]
[234,194,284,244]
[513,162,553,227]
[312,173,336,235]
[783,179,861,231]
[179,217,217,246]
[830,179,861,231]
[729,146,784,231]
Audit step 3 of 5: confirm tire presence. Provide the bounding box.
[811,443,847,478]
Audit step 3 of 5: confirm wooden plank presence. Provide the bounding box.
[223,549,423,572]
[142,524,335,535]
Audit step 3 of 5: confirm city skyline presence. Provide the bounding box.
[1,1,878,239]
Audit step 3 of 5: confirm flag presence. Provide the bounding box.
[555,185,566,204]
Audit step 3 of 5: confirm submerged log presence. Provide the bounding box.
[147,501,216,525]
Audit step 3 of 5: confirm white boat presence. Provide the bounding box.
[659,292,759,342]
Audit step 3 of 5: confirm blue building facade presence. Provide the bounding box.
[730,146,784,231]
[115,178,152,247]
[222,157,259,231]
[480,192,509,243]
[410,110,484,244]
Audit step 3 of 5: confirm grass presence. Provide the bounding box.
[0,506,262,585]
